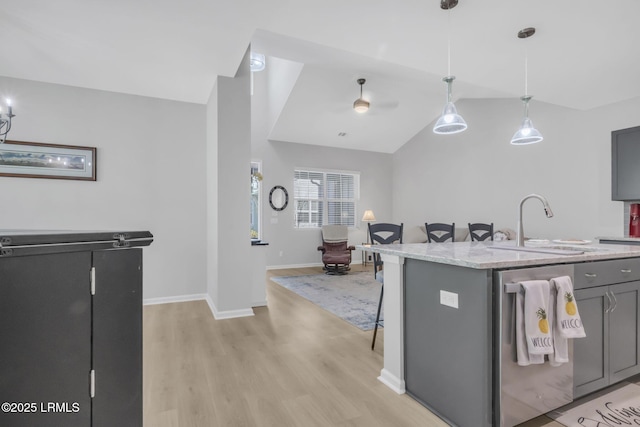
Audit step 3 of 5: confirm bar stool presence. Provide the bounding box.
[425,222,455,243]
[468,223,494,241]
[368,222,403,350]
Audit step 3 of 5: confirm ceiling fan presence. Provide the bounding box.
[332,78,400,116]
[353,78,370,113]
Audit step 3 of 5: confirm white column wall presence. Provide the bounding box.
[206,47,254,317]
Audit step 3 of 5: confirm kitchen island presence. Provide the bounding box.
[360,240,640,427]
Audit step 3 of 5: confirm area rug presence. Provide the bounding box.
[547,382,640,427]
[270,272,382,331]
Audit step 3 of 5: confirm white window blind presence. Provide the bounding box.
[294,169,358,228]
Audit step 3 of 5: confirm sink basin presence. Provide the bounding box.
[492,244,588,255]
[541,245,603,252]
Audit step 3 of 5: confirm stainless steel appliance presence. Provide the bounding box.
[496,264,575,427]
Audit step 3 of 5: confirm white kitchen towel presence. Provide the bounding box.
[549,276,585,366]
[516,289,545,366]
[551,276,586,339]
[548,285,568,366]
[521,280,554,356]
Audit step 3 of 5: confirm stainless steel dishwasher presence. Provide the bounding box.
[495,264,575,427]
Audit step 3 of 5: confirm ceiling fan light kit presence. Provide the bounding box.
[353,78,370,113]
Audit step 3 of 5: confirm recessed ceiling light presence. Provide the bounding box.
[250,52,265,72]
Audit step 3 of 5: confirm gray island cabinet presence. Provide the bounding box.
[0,230,153,427]
[360,240,640,427]
[573,258,640,398]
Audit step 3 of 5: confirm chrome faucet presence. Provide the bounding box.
[516,194,554,247]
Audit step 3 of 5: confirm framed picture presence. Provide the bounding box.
[0,140,96,181]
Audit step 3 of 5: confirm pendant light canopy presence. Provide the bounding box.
[353,78,370,113]
[433,0,467,135]
[511,27,543,145]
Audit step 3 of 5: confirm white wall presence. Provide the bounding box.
[8,68,637,302]
[392,96,640,241]
[0,76,207,301]
[208,47,254,315]
[206,80,220,307]
[250,59,394,268]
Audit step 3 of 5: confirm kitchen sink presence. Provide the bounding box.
[491,244,606,256]
[541,245,603,252]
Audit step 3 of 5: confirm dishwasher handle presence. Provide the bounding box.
[504,283,523,293]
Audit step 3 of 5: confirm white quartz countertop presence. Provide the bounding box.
[357,241,640,269]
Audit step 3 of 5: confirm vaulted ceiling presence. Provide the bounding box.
[2,0,639,152]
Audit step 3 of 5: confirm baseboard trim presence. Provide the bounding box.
[205,294,255,319]
[144,294,256,320]
[266,260,369,270]
[378,369,406,394]
[143,294,207,306]
[267,262,324,270]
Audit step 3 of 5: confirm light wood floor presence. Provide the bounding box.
[143,264,565,427]
[143,264,448,426]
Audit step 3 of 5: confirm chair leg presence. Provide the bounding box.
[371,284,384,350]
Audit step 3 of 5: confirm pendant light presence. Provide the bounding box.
[353,78,370,113]
[511,27,543,145]
[433,0,467,135]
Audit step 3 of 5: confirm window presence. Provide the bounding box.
[294,168,359,228]
[250,161,262,239]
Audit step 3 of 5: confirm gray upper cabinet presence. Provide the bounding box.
[612,125,640,201]
[573,259,640,398]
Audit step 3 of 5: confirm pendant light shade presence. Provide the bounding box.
[511,96,543,145]
[353,78,370,113]
[511,27,543,145]
[433,1,467,135]
[434,76,467,134]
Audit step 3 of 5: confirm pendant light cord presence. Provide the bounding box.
[524,44,528,96]
[447,6,451,77]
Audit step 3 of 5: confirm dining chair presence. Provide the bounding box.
[425,222,455,243]
[468,222,494,241]
[368,222,403,350]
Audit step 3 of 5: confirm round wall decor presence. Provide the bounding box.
[269,185,288,211]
